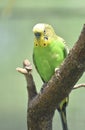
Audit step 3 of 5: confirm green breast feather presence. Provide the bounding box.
[33,39,67,82]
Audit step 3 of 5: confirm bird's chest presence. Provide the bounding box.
[33,47,58,81]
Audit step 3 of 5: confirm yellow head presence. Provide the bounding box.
[33,23,56,47]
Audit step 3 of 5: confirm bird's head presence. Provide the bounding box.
[33,23,55,47]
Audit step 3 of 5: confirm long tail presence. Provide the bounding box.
[59,107,68,130]
[57,97,69,130]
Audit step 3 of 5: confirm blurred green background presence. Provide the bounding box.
[0,0,85,130]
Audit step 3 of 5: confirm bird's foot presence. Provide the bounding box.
[55,67,59,73]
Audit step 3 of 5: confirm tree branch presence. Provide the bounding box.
[16,59,37,101]
[17,24,85,130]
[73,83,85,90]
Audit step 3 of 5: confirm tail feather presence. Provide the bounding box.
[57,97,69,130]
[59,108,68,130]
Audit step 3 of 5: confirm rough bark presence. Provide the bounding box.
[17,24,85,130]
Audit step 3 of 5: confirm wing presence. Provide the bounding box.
[33,53,45,82]
[58,37,69,58]
[63,45,69,58]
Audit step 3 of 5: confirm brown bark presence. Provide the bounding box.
[17,24,85,130]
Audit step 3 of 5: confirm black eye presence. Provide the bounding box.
[44,36,48,40]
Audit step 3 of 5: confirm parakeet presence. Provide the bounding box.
[33,23,69,130]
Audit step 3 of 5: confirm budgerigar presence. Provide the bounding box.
[33,23,69,130]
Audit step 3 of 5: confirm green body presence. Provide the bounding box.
[33,39,67,82]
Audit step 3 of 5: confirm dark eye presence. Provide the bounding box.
[44,36,48,40]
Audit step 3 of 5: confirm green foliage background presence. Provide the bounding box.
[0,0,85,130]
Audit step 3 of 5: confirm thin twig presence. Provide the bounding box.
[16,59,32,74]
[73,84,85,90]
[16,59,37,101]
